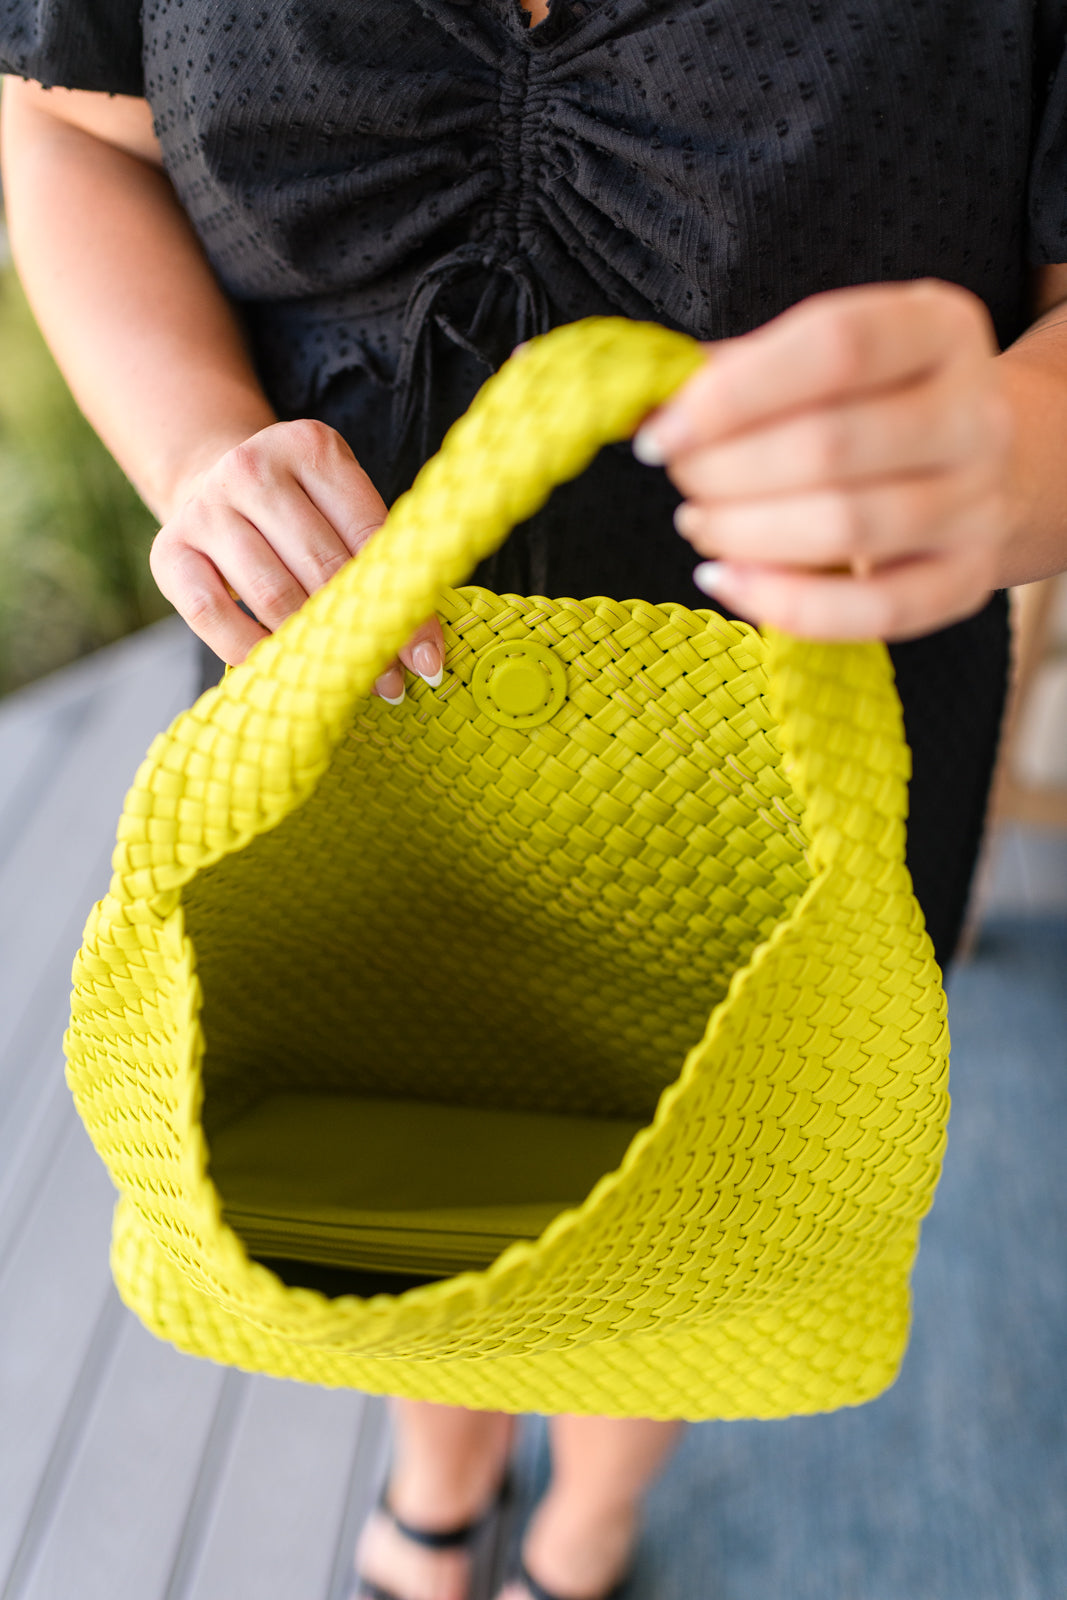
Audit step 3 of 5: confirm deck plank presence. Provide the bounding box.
[0,1118,117,1586]
[323,1399,392,1600]
[180,1380,376,1600]
[0,619,190,868]
[0,699,78,875]
[0,621,196,1256]
[0,620,195,1090]
[0,837,112,1261]
[12,1313,226,1600]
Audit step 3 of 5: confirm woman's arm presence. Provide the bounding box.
[641,269,1067,640]
[0,79,274,516]
[993,262,1067,587]
[0,79,442,689]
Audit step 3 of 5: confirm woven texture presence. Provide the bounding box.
[65,318,949,1420]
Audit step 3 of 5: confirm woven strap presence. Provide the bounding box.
[108,317,907,907]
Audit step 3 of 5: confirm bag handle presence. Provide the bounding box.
[111,318,910,908]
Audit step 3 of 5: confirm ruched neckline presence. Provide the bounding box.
[0,0,1041,962]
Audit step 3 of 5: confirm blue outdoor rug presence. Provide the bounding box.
[518,917,1067,1600]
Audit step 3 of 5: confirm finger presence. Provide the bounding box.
[151,539,269,665]
[638,279,997,457]
[159,500,311,636]
[665,361,1008,500]
[182,506,313,634]
[378,615,449,705]
[215,423,383,589]
[261,418,389,558]
[672,460,1008,570]
[230,474,356,596]
[397,615,448,687]
[374,659,407,705]
[691,545,998,642]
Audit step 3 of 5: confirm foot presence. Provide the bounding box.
[496,1486,637,1600]
[354,1415,514,1600]
[355,1513,476,1600]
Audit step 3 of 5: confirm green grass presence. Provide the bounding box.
[0,256,170,696]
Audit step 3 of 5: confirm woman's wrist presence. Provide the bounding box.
[993,336,1067,591]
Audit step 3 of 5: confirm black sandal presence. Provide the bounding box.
[515,1554,630,1600]
[351,1471,513,1600]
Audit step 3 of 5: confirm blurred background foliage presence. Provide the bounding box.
[0,241,169,696]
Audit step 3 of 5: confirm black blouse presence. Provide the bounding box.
[5,0,1065,961]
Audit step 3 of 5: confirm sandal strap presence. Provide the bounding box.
[354,1581,410,1600]
[382,1469,512,1551]
[517,1556,629,1600]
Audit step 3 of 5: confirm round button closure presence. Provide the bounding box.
[491,657,550,716]
[471,640,568,729]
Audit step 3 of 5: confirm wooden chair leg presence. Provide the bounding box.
[957,576,1067,959]
[991,576,1067,830]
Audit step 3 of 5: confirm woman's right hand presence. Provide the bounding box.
[150,419,445,702]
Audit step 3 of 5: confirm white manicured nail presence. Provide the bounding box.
[412,641,444,687]
[693,561,728,595]
[375,671,406,705]
[632,425,667,466]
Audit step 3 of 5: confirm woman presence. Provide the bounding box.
[4,3,1067,1596]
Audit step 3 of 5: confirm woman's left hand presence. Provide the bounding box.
[634,278,1018,640]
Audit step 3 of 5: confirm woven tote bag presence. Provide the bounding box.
[65,318,949,1421]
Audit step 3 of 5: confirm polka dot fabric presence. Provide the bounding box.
[65,320,950,1418]
[0,1,1034,962]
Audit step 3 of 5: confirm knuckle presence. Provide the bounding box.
[315,547,350,582]
[225,437,271,491]
[951,285,993,340]
[284,416,339,471]
[926,278,995,346]
[149,521,193,592]
[183,586,226,632]
[247,570,301,619]
[343,514,385,555]
[818,313,870,390]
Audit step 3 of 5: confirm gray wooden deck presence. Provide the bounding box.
[0,622,397,1600]
[2,618,1066,1600]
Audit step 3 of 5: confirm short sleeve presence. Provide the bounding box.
[0,0,143,96]
[1028,3,1067,264]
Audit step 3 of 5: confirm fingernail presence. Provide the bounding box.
[632,424,667,466]
[375,670,406,705]
[412,641,443,687]
[673,502,699,538]
[693,561,731,596]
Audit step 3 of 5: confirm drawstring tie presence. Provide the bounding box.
[390,244,550,488]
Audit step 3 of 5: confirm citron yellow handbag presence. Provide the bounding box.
[65,318,949,1421]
